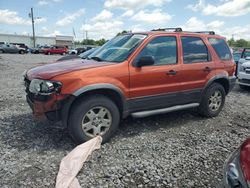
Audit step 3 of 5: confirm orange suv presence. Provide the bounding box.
[24,28,236,143]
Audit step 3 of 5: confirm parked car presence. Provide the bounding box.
[23,28,236,143]
[223,137,250,188]
[238,48,250,89]
[42,46,68,55]
[57,47,99,62]
[0,44,26,54]
[68,47,90,55]
[68,49,78,55]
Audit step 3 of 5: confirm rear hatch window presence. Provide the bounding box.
[208,38,232,60]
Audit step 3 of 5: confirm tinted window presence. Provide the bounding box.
[242,49,250,58]
[209,38,232,60]
[136,36,177,65]
[181,37,209,64]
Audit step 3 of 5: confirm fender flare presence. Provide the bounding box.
[61,83,127,128]
[202,75,230,96]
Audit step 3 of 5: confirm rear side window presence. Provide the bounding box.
[181,37,210,64]
[209,38,232,60]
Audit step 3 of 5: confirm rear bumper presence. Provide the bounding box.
[229,76,236,92]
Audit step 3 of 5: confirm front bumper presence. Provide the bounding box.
[26,94,63,121]
[238,72,250,86]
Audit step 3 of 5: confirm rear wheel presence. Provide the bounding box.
[0,49,4,53]
[198,83,225,117]
[68,95,120,144]
[47,52,51,55]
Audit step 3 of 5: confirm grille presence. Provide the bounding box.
[245,67,250,74]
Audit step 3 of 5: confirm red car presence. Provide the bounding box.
[224,138,250,187]
[42,46,68,55]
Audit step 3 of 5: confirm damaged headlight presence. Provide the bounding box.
[29,79,62,95]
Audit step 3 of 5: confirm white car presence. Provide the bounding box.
[238,48,250,89]
[68,49,78,55]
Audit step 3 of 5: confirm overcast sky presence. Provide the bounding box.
[0,0,250,40]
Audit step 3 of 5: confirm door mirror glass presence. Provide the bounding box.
[133,55,155,67]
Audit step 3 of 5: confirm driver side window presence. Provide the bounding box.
[136,36,177,65]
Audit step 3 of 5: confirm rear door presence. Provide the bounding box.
[129,35,183,111]
[180,36,215,98]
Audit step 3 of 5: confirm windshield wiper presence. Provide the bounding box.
[90,56,103,62]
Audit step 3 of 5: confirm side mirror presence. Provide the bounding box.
[133,55,155,67]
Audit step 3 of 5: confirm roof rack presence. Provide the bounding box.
[151,27,182,32]
[193,31,215,35]
[151,28,215,35]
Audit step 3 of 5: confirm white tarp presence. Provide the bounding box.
[56,136,102,188]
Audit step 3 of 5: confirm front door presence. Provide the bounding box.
[129,35,183,112]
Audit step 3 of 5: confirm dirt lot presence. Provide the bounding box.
[0,53,249,188]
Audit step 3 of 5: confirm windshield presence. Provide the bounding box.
[88,34,147,62]
[79,47,98,59]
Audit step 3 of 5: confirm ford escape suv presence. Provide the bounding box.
[24,28,236,143]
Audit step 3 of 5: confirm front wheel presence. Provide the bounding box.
[198,83,225,117]
[68,95,120,144]
[0,49,4,53]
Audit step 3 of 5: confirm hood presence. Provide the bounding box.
[27,59,116,80]
[242,61,250,67]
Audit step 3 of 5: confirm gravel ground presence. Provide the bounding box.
[0,53,249,188]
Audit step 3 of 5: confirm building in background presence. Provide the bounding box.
[0,33,73,48]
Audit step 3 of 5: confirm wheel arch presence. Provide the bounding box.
[61,84,128,128]
[203,75,230,95]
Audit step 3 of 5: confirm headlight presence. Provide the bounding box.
[29,79,62,95]
[223,148,249,188]
[239,65,245,72]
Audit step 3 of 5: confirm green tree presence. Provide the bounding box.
[236,39,248,47]
[116,30,129,36]
[95,38,107,46]
[228,38,236,47]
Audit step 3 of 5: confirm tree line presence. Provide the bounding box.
[228,38,250,48]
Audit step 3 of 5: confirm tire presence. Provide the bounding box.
[62,52,66,55]
[68,95,120,144]
[0,49,4,53]
[19,50,25,54]
[198,83,225,117]
[47,52,51,55]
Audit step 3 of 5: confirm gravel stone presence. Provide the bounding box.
[0,54,250,187]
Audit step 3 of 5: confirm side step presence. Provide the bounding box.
[131,103,200,118]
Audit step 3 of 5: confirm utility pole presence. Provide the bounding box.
[85,30,88,40]
[30,8,36,48]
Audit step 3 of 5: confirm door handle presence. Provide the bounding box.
[203,67,212,72]
[167,70,177,75]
